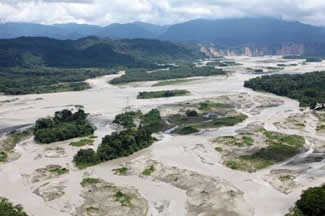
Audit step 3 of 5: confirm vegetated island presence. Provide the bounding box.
[244,71,325,107]
[137,90,190,99]
[73,109,164,169]
[110,65,226,85]
[34,109,95,144]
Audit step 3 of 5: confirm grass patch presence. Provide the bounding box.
[80,178,101,187]
[215,147,223,152]
[198,101,233,112]
[86,206,99,213]
[113,167,128,176]
[142,165,155,176]
[70,139,94,147]
[279,175,293,182]
[153,79,196,87]
[317,125,325,131]
[2,130,33,152]
[49,167,69,175]
[217,136,254,147]
[173,126,199,135]
[137,90,190,99]
[223,130,305,172]
[0,151,8,162]
[193,114,248,129]
[114,191,132,207]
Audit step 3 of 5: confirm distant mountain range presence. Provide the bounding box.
[2,18,325,56]
[0,21,168,40]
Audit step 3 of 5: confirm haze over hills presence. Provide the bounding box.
[2,18,325,56]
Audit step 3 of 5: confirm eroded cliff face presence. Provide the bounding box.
[200,43,305,57]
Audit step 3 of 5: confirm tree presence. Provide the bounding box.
[0,198,28,216]
[295,185,325,216]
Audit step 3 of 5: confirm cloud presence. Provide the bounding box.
[1,0,325,26]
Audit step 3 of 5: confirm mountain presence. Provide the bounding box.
[160,18,325,43]
[2,18,325,56]
[0,22,167,40]
[160,18,325,56]
[0,36,200,68]
[0,23,78,39]
[98,23,157,39]
[53,23,102,36]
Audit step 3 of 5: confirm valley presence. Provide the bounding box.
[1,56,325,216]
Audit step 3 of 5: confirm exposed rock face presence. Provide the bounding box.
[201,43,305,57]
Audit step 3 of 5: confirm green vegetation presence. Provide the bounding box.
[70,139,94,147]
[206,59,242,67]
[185,110,198,117]
[244,71,325,107]
[173,126,199,135]
[80,177,101,187]
[73,149,100,169]
[89,135,98,139]
[2,130,33,152]
[0,37,201,95]
[0,130,32,162]
[0,198,28,216]
[192,114,248,129]
[86,207,99,213]
[110,66,226,85]
[286,185,325,216]
[153,79,196,87]
[283,56,305,60]
[113,109,166,133]
[113,111,142,128]
[142,165,155,176]
[74,110,159,168]
[113,167,128,176]
[114,191,132,207]
[97,127,154,161]
[217,136,254,147]
[140,109,167,133]
[0,152,8,162]
[198,101,233,112]
[34,109,95,144]
[49,167,69,175]
[137,90,190,99]
[0,67,116,95]
[305,57,322,62]
[225,130,305,172]
[215,147,223,152]
[164,101,246,134]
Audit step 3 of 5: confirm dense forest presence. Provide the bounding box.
[34,109,94,144]
[110,65,226,84]
[0,67,118,95]
[286,185,325,216]
[73,109,164,168]
[0,198,28,216]
[244,71,325,107]
[0,37,201,95]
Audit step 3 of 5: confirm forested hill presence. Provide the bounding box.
[0,37,201,68]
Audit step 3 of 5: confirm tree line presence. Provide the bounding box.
[244,71,325,107]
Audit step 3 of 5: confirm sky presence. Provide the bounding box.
[1,0,325,26]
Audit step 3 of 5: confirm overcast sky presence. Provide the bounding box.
[1,0,325,26]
